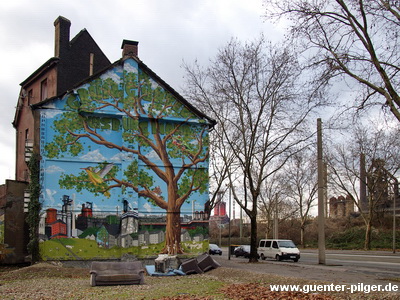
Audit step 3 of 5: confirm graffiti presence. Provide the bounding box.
[38,59,211,259]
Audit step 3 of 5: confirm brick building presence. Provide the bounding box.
[0,16,110,263]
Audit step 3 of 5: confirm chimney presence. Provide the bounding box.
[54,16,71,58]
[121,40,139,58]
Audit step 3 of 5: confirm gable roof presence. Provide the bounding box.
[13,57,60,128]
[134,56,216,126]
[20,57,60,87]
[14,17,111,129]
[33,54,216,127]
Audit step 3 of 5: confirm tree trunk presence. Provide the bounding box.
[248,214,258,262]
[161,210,183,255]
[364,221,372,250]
[300,224,305,248]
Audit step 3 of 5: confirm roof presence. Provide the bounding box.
[14,26,111,128]
[103,223,121,236]
[33,55,216,127]
[12,57,60,128]
[19,57,60,87]
[136,56,216,126]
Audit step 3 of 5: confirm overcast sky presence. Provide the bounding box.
[0,0,287,184]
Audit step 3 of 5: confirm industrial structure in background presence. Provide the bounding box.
[329,196,355,218]
[210,194,229,225]
[329,156,399,219]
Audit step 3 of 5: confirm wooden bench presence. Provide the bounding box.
[90,261,145,286]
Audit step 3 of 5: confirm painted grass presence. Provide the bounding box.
[39,238,208,260]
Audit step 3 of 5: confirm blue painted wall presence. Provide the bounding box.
[38,58,211,260]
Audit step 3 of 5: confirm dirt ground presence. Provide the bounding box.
[0,258,399,299]
[57,249,400,288]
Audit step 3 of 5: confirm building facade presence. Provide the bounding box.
[1,16,214,263]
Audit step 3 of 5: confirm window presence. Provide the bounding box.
[90,53,94,76]
[259,240,265,247]
[41,79,48,101]
[278,240,296,248]
[265,241,271,247]
[24,130,33,163]
[27,89,33,105]
[272,241,278,249]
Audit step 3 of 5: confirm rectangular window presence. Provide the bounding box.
[90,53,94,76]
[41,79,48,101]
[265,241,271,248]
[27,89,33,105]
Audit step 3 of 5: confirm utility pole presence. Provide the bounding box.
[393,188,396,254]
[228,185,231,260]
[219,220,222,247]
[324,163,328,218]
[393,181,398,254]
[317,118,326,264]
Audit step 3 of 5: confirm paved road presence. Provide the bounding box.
[212,247,400,286]
[299,249,400,280]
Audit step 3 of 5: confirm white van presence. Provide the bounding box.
[257,239,300,262]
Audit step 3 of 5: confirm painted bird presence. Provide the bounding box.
[81,163,114,197]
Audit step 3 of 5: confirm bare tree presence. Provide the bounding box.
[327,121,400,249]
[205,119,237,217]
[282,148,318,248]
[264,0,400,121]
[258,173,298,240]
[184,36,321,261]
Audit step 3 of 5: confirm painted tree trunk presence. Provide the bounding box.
[162,210,183,255]
[160,183,183,255]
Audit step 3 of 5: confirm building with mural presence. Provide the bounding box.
[1,16,214,263]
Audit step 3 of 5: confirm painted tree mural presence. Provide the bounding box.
[43,60,211,255]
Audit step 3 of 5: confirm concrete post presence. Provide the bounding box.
[317,118,326,264]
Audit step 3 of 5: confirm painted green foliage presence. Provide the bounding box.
[43,60,210,255]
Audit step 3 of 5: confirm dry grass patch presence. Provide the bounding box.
[0,263,398,299]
